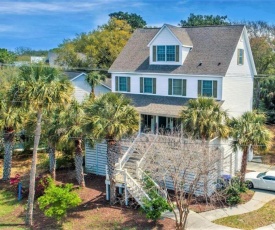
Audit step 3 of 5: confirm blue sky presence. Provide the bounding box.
[1,0,275,51]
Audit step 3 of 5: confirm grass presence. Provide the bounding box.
[213,199,275,230]
[0,190,18,217]
[0,189,28,230]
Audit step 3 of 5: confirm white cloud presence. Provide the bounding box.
[0,0,137,15]
[0,25,17,32]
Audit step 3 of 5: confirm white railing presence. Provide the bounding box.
[116,133,141,169]
[137,134,158,169]
[124,170,150,207]
[137,168,167,199]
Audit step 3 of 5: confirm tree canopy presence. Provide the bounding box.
[0,48,16,64]
[179,13,229,27]
[109,11,147,30]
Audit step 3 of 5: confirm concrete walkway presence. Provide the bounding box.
[162,162,275,229]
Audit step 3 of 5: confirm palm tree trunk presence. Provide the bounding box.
[26,109,42,226]
[106,139,119,205]
[2,129,14,181]
[48,145,56,180]
[75,139,85,187]
[240,147,249,185]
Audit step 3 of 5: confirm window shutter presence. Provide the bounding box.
[176,45,179,62]
[182,79,186,96]
[153,78,156,94]
[198,80,202,96]
[140,77,143,93]
[241,50,244,65]
[153,46,156,62]
[127,77,131,92]
[213,81,217,98]
[115,76,118,91]
[168,79,172,95]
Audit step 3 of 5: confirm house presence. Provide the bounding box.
[64,71,111,102]
[86,24,256,204]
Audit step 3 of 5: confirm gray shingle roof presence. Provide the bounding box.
[109,25,244,76]
[123,93,191,117]
[166,24,193,47]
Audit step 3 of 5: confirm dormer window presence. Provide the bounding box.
[153,45,179,62]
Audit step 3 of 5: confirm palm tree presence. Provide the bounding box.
[9,65,73,226]
[85,71,106,99]
[228,111,271,184]
[180,97,229,141]
[60,100,87,187]
[0,97,24,181]
[45,108,65,181]
[85,92,139,204]
[180,97,229,195]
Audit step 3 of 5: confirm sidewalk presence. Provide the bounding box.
[162,162,275,229]
[163,190,275,229]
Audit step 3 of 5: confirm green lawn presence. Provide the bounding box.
[0,189,28,230]
[213,199,275,230]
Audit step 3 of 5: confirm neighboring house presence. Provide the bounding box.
[31,56,45,63]
[86,24,257,204]
[64,71,111,102]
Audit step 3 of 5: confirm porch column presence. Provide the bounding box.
[156,116,159,134]
[139,114,142,134]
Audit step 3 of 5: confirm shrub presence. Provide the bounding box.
[142,174,172,220]
[38,178,81,222]
[225,176,247,205]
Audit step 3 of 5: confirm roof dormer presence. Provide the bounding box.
[147,24,193,66]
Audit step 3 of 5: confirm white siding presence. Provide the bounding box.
[112,73,223,100]
[71,74,111,103]
[221,76,253,117]
[85,143,107,176]
[223,31,254,117]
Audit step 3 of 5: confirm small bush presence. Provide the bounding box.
[38,178,81,221]
[142,174,171,220]
[225,177,247,206]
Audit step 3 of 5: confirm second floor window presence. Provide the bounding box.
[115,76,130,92]
[153,45,179,62]
[140,77,156,94]
[198,80,217,98]
[168,79,186,96]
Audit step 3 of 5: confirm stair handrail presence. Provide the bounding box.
[138,168,167,199]
[117,133,141,169]
[137,134,158,169]
[124,170,151,202]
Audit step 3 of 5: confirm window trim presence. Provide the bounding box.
[237,48,244,65]
[153,45,179,63]
[140,77,156,94]
[168,78,186,96]
[115,76,130,92]
[198,80,217,98]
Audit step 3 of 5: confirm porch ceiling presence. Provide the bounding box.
[123,93,191,117]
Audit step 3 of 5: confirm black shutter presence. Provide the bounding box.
[176,45,179,62]
[168,79,172,95]
[140,77,143,93]
[153,46,156,62]
[127,77,131,92]
[153,78,156,94]
[198,80,202,96]
[182,79,186,96]
[213,81,217,98]
[115,76,118,91]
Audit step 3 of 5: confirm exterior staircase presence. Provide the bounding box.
[114,133,166,208]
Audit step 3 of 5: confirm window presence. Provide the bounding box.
[153,45,179,62]
[115,76,130,92]
[168,79,186,96]
[198,80,217,98]
[157,46,165,61]
[263,176,275,181]
[166,46,175,61]
[237,49,244,65]
[140,77,156,94]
